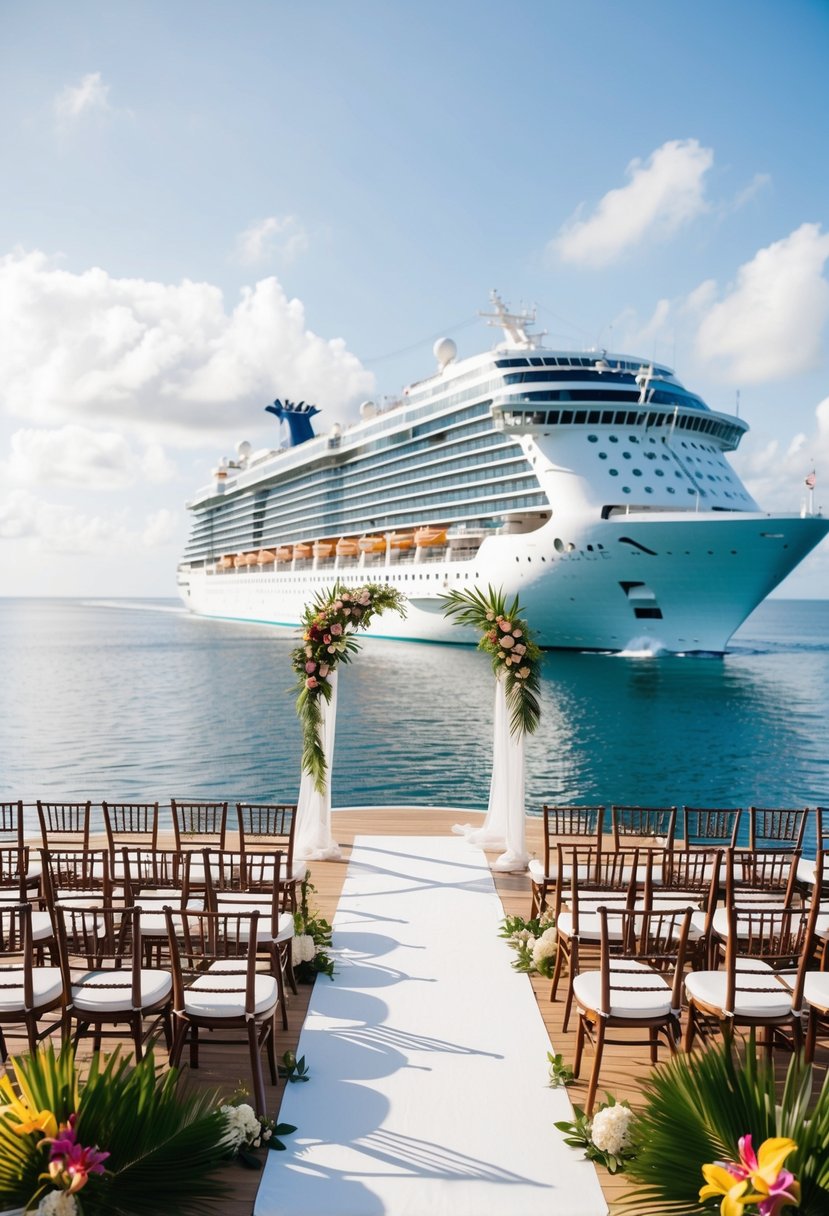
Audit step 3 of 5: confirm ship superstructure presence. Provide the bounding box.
[178,295,828,652]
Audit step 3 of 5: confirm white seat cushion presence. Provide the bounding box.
[184,967,277,1018]
[685,961,792,1017]
[30,911,54,942]
[72,968,172,1013]
[0,965,63,1011]
[796,857,817,887]
[214,899,294,943]
[556,910,625,942]
[803,972,829,1013]
[573,960,672,1018]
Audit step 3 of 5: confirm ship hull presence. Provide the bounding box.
[178,511,829,654]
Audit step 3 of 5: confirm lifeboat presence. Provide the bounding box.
[244,552,259,566]
[389,532,414,550]
[233,553,248,568]
[275,546,293,562]
[257,549,276,564]
[336,537,360,557]
[313,540,334,559]
[358,535,386,554]
[414,527,447,548]
[293,543,312,560]
[217,555,234,570]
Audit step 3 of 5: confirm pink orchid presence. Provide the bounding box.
[44,1116,109,1195]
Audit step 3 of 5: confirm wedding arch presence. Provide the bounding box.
[441,585,542,871]
[292,583,406,862]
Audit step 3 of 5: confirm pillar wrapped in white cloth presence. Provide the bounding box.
[294,669,342,864]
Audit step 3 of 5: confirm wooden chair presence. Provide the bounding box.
[682,806,742,849]
[0,903,64,1061]
[549,844,642,1031]
[121,848,199,962]
[0,846,55,962]
[102,802,159,879]
[611,806,676,854]
[659,848,723,968]
[573,904,692,1113]
[164,906,279,1116]
[748,807,808,852]
[684,902,814,1055]
[54,904,172,1060]
[796,854,829,1060]
[237,802,301,909]
[724,848,800,906]
[202,849,295,1029]
[36,800,92,851]
[528,805,605,918]
[40,848,112,912]
[0,801,38,891]
[170,801,228,884]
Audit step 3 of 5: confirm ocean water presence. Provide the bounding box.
[2,597,828,852]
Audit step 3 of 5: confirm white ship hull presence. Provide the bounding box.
[178,510,828,653]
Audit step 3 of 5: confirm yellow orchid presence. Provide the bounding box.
[700,1162,763,1216]
[0,1074,57,1139]
[700,1136,800,1216]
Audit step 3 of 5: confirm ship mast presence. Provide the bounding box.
[479,290,545,349]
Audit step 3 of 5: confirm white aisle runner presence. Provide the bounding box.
[255,835,607,1216]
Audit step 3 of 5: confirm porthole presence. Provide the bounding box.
[645,486,653,494]
[629,435,639,444]
[588,435,598,443]
[654,469,664,477]
[622,486,631,494]
[633,469,642,476]
[667,487,676,494]
[609,469,619,476]
[554,538,565,552]
[609,435,619,444]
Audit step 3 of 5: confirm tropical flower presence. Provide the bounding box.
[42,1115,109,1195]
[0,1074,58,1139]
[700,1136,799,1216]
[590,1103,634,1158]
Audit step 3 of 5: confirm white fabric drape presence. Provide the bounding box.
[453,675,529,871]
[294,670,342,864]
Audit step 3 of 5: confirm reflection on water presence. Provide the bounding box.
[2,598,828,850]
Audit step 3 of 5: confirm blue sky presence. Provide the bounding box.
[2,0,829,597]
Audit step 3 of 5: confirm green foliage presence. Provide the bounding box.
[0,1044,231,1215]
[440,584,542,736]
[555,1095,636,1174]
[278,1052,310,1083]
[620,1037,829,1215]
[498,911,556,974]
[294,873,335,981]
[293,583,407,792]
[547,1051,575,1089]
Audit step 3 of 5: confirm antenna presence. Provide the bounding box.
[478,290,546,349]
[736,389,740,418]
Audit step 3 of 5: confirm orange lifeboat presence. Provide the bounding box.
[233,553,248,568]
[275,545,293,562]
[414,527,447,548]
[336,537,360,557]
[257,549,276,564]
[389,532,414,550]
[358,535,386,554]
[313,540,334,559]
[244,552,259,566]
[217,555,234,570]
[293,542,312,560]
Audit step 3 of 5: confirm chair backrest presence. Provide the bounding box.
[202,848,285,935]
[164,906,262,1017]
[682,806,742,849]
[0,903,37,1009]
[54,904,145,1002]
[170,800,228,850]
[722,903,814,1016]
[560,844,643,922]
[725,848,800,905]
[121,848,192,902]
[102,802,159,854]
[0,845,29,902]
[237,803,296,862]
[40,848,111,909]
[542,805,604,865]
[0,802,24,850]
[36,801,91,850]
[748,807,808,852]
[595,904,691,1017]
[611,806,676,852]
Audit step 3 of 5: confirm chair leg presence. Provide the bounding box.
[169,1017,188,1069]
[248,1020,267,1117]
[573,1015,586,1077]
[805,1009,817,1062]
[550,940,566,1002]
[585,1019,606,1115]
[265,1016,277,1085]
[683,1002,696,1053]
[272,947,289,1031]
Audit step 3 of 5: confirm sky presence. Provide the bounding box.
[1,0,829,599]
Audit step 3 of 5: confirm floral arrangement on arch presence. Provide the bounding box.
[292,582,406,792]
[0,1044,233,1215]
[440,585,541,736]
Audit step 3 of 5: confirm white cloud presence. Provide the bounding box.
[694,223,829,382]
[236,216,309,265]
[141,509,177,547]
[552,139,714,267]
[0,250,374,443]
[3,425,176,490]
[732,395,829,511]
[0,489,174,554]
[54,72,111,126]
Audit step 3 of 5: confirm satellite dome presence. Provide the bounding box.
[360,400,377,420]
[433,337,457,369]
[236,439,252,459]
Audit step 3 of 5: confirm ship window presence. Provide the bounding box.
[574,411,587,424]
[623,451,632,460]
[560,411,573,424]
[634,607,663,619]
[601,411,614,423]
[667,487,676,494]
[655,469,664,477]
[609,435,618,444]
[599,452,608,460]
[633,468,642,476]
[614,412,627,424]
[548,410,560,424]
[609,468,619,476]
[588,435,599,443]
[629,435,639,444]
[622,486,631,493]
[588,411,600,424]
[554,538,564,552]
[645,486,653,493]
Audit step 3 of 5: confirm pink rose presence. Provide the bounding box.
[500,619,512,631]
[514,643,526,656]
[331,623,343,636]
[306,676,318,689]
[319,663,330,677]
[323,634,331,644]
[327,644,336,653]
[500,635,515,648]
[351,606,362,619]
[342,607,351,616]
[512,629,523,638]
[518,666,531,678]
[305,660,317,673]
[342,593,351,602]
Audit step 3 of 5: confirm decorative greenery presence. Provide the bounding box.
[293,873,335,981]
[620,1038,829,1214]
[498,911,557,976]
[220,1101,297,1170]
[278,1052,310,1084]
[0,1044,231,1215]
[293,582,407,792]
[547,1051,575,1089]
[439,585,541,737]
[555,1095,637,1175]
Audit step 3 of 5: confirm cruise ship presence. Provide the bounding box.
[178,295,828,653]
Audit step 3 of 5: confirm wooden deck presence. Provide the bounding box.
[20,807,829,1215]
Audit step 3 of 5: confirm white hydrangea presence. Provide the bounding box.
[590,1104,633,1156]
[293,934,317,964]
[531,926,558,966]
[37,1192,79,1216]
[220,1101,263,1150]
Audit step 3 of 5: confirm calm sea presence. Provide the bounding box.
[2,597,828,852]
